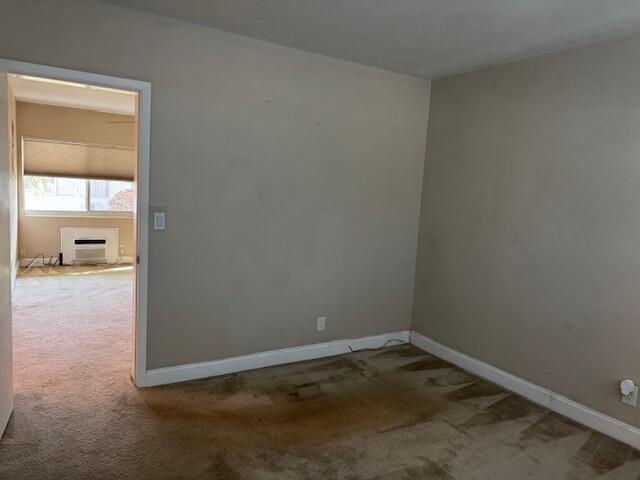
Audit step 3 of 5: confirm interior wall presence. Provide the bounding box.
[16,102,135,259]
[0,0,430,369]
[0,73,14,437]
[413,33,640,428]
[20,217,134,260]
[7,85,17,286]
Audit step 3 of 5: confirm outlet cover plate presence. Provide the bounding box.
[622,386,638,407]
[316,316,326,332]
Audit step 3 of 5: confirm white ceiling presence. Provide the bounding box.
[8,75,136,116]
[99,0,640,78]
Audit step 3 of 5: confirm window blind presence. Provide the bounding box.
[23,137,135,181]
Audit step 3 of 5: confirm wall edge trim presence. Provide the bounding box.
[409,331,640,449]
[144,330,411,387]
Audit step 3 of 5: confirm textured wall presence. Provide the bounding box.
[413,33,640,427]
[0,0,429,369]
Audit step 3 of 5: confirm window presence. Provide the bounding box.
[89,180,135,212]
[24,176,86,212]
[24,175,134,215]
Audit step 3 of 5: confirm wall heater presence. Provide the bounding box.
[60,227,119,265]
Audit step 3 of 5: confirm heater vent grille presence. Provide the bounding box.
[74,247,107,262]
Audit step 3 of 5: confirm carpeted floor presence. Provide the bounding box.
[0,266,639,479]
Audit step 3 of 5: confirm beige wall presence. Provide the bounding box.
[413,33,640,428]
[19,217,134,259]
[16,102,134,146]
[16,102,135,258]
[0,0,430,369]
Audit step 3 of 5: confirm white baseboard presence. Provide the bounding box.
[410,331,640,450]
[141,328,640,448]
[144,330,410,387]
[19,256,134,267]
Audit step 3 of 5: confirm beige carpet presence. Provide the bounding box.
[0,266,639,479]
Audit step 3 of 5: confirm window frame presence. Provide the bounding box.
[23,174,135,219]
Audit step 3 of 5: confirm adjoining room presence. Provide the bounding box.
[1,1,640,479]
[11,75,137,272]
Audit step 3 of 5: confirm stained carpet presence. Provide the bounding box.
[0,266,639,479]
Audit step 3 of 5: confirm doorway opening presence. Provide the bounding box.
[9,72,141,409]
[0,62,151,434]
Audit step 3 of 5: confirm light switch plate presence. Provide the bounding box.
[154,212,166,231]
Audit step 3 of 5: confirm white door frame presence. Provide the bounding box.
[0,59,151,387]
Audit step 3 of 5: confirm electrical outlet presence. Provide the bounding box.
[622,386,638,407]
[20,248,26,258]
[119,244,125,256]
[316,316,326,332]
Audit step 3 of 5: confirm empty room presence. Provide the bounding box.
[1,1,640,479]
